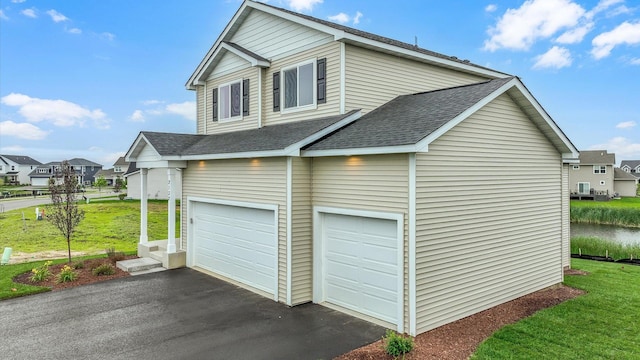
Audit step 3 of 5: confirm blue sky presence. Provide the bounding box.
[1,0,639,166]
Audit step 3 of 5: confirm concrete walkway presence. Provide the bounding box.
[0,268,385,360]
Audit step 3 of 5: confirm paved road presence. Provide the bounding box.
[0,268,385,360]
[0,192,111,212]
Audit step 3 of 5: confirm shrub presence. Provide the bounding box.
[92,263,116,276]
[29,261,52,282]
[56,265,78,283]
[383,329,414,358]
[118,193,126,200]
[72,261,84,269]
[105,247,125,263]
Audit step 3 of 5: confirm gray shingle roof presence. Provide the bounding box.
[578,150,615,165]
[621,160,640,170]
[141,111,358,157]
[0,154,42,165]
[614,167,638,180]
[223,41,270,63]
[305,77,514,151]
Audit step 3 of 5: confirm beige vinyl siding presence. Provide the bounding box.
[344,45,488,114]
[568,165,615,195]
[230,9,333,61]
[202,67,260,134]
[562,163,570,269]
[196,85,205,134]
[181,158,288,302]
[290,157,313,305]
[263,42,341,126]
[415,93,563,333]
[614,178,638,197]
[209,51,252,78]
[312,154,410,332]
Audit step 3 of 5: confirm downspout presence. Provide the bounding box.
[258,67,263,128]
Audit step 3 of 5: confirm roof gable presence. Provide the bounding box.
[620,160,640,170]
[0,154,42,165]
[187,0,508,89]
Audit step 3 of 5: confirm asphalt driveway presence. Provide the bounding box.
[0,268,384,360]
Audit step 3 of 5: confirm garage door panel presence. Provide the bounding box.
[321,213,401,327]
[192,202,277,296]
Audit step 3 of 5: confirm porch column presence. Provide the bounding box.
[139,168,148,244]
[166,168,177,253]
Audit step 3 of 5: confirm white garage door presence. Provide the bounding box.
[192,202,277,297]
[320,212,401,326]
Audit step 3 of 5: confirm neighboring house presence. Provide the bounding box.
[29,158,103,187]
[0,155,42,185]
[568,150,615,200]
[95,157,129,186]
[614,168,638,197]
[620,160,640,179]
[125,0,578,336]
[124,162,183,200]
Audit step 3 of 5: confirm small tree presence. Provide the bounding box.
[114,177,124,193]
[47,161,85,263]
[94,175,108,193]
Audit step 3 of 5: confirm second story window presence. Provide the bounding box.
[212,79,249,122]
[273,58,325,113]
[593,165,606,174]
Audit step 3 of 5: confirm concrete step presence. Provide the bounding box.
[129,266,167,276]
[148,250,164,262]
[117,257,163,273]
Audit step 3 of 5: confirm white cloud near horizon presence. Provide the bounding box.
[328,11,363,26]
[533,46,573,69]
[166,101,196,121]
[591,21,640,59]
[130,101,196,122]
[21,8,37,18]
[353,11,363,25]
[631,57,640,65]
[0,120,50,140]
[11,0,27,3]
[589,137,640,160]
[556,22,593,43]
[130,110,145,122]
[0,10,8,21]
[1,93,109,128]
[616,121,637,129]
[46,9,68,22]
[288,0,322,12]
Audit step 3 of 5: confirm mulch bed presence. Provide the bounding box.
[336,275,586,360]
[12,256,136,291]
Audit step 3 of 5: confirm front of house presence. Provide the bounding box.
[126,0,578,335]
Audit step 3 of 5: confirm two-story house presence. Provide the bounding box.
[125,0,578,336]
[621,160,640,179]
[569,150,615,200]
[0,155,42,185]
[29,158,103,187]
[95,157,129,186]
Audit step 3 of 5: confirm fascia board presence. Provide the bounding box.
[186,2,250,90]
[181,149,288,160]
[512,81,579,156]
[222,43,270,67]
[283,111,362,156]
[302,144,418,157]
[125,133,159,161]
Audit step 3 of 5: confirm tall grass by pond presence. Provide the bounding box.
[571,236,640,260]
[570,201,640,228]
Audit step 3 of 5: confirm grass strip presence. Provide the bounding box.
[571,236,640,260]
[472,259,640,359]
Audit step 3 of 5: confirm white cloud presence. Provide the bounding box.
[484,0,585,51]
[533,46,573,69]
[587,0,624,18]
[616,121,637,129]
[328,11,363,26]
[1,93,108,128]
[165,101,196,121]
[11,0,27,3]
[0,10,8,21]
[66,27,82,34]
[130,110,145,122]
[328,12,349,24]
[100,32,115,41]
[46,9,68,22]
[556,22,593,43]
[142,99,162,106]
[591,21,640,59]
[485,4,498,12]
[21,8,37,18]
[0,120,49,140]
[607,5,632,17]
[631,58,640,65]
[353,11,363,25]
[589,137,640,159]
[288,0,322,12]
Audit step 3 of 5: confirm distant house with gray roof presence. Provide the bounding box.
[620,160,640,179]
[124,0,579,336]
[29,158,103,187]
[0,155,42,185]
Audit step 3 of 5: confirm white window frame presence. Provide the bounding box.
[281,59,317,113]
[593,165,606,174]
[218,79,244,122]
[578,182,590,194]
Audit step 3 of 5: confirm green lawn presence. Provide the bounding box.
[571,197,640,228]
[571,197,640,209]
[472,259,640,359]
[0,200,178,254]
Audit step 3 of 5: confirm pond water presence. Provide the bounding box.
[571,223,640,245]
